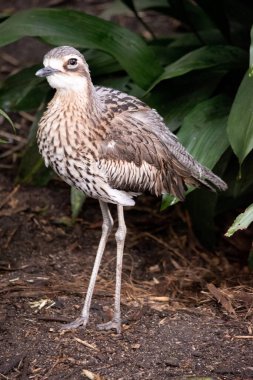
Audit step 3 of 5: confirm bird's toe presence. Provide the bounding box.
[97,319,121,334]
[60,316,88,330]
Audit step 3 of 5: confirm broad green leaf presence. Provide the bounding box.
[84,49,121,77]
[17,143,54,185]
[0,65,47,111]
[225,203,253,237]
[160,192,181,210]
[177,95,230,168]
[145,70,225,131]
[166,0,212,33]
[170,29,226,48]
[0,50,122,112]
[227,70,253,164]
[250,25,253,68]
[149,45,247,90]
[161,95,230,210]
[220,150,253,201]
[0,8,162,89]
[71,187,86,220]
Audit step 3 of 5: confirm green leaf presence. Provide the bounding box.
[17,142,54,185]
[250,24,253,68]
[71,187,86,220]
[225,203,253,237]
[160,193,179,210]
[170,28,226,48]
[248,248,253,270]
[0,109,15,143]
[220,151,253,201]
[227,70,253,164]
[0,50,123,112]
[0,108,15,129]
[161,95,230,210]
[149,45,247,90]
[177,95,230,168]
[167,0,213,33]
[0,8,162,89]
[144,70,225,131]
[0,65,48,111]
[84,49,122,77]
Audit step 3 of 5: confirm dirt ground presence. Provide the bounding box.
[1,1,253,379]
[0,173,253,380]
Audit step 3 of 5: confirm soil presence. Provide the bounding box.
[0,174,253,380]
[1,1,253,380]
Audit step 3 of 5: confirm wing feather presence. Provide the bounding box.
[96,87,227,200]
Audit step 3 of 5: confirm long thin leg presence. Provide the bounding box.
[61,200,113,330]
[97,205,126,333]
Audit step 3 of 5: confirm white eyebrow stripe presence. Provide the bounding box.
[43,57,63,70]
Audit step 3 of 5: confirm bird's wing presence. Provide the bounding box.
[96,87,227,197]
[98,108,190,200]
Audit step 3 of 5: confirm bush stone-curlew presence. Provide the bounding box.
[36,46,227,333]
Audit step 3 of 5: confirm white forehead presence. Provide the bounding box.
[43,54,81,69]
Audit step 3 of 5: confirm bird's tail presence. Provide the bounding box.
[189,164,227,192]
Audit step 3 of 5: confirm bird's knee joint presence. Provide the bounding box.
[115,226,126,242]
[102,219,113,234]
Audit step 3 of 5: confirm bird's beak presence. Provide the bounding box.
[35,67,60,77]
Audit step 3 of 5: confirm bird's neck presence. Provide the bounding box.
[51,81,102,119]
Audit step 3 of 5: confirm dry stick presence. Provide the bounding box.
[0,373,8,379]
[38,316,70,323]
[1,52,19,65]
[0,185,19,210]
[41,358,61,380]
[234,335,253,339]
[74,337,99,351]
[4,226,18,249]
[0,142,26,158]
[0,130,26,142]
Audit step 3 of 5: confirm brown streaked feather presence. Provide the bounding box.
[97,98,226,201]
[98,112,189,201]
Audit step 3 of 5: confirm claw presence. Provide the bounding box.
[97,319,121,334]
[60,316,88,330]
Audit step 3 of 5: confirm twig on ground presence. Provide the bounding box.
[74,337,99,351]
[0,185,19,209]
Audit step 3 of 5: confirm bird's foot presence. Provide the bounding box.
[97,319,121,334]
[60,316,88,331]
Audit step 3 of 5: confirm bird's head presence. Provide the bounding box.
[36,46,90,91]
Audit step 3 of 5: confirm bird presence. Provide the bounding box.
[35,46,227,334]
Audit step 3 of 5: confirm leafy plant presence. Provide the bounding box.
[0,1,253,246]
[225,203,253,237]
[0,109,15,143]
